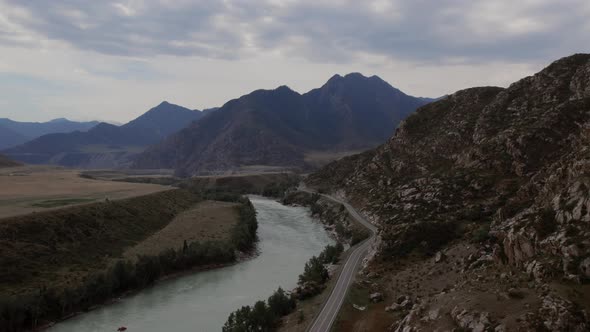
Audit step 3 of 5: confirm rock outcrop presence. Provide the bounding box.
[308,54,590,331]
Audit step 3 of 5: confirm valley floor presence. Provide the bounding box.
[0,165,169,218]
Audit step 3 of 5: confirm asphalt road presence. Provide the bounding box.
[303,190,377,332]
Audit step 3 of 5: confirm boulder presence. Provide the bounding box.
[451,307,492,332]
[533,295,589,331]
[393,304,424,332]
[579,257,590,279]
[385,303,400,312]
[370,292,384,303]
[508,288,525,299]
[396,295,409,304]
[434,251,446,263]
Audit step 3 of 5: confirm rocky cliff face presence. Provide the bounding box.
[308,54,590,331]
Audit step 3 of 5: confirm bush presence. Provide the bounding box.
[473,224,490,243]
[223,288,295,332]
[382,221,458,256]
[223,242,343,331]
[350,228,370,245]
[318,243,344,264]
[267,287,295,317]
[298,256,329,286]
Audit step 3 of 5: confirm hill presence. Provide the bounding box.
[0,118,99,149]
[307,54,590,330]
[0,125,29,150]
[0,154,22,168]
[133,73,432,175]
[3,102,202,168]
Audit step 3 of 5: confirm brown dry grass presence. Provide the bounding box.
[0,166,169,218]
[124,200,240,258]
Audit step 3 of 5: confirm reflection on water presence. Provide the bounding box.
[49,196,333,332]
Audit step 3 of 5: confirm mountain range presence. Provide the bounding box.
[307,54,590,330]
[3,102,202,168]
[0,118,100,150]
[133,73,433,175]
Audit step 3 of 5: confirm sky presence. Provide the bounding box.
[0,0,588,123]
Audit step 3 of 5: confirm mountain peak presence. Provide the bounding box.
[325,72,386,86]
[274,85,297,94]
[327,74,343,82]
[134,72,433,175]
[49,118,69,123]
[326,73,371,84]
[343,72,368,79]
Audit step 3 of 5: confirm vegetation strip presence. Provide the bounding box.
[0,193,258,332]
[223,243,344,332]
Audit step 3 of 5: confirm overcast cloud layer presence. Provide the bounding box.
[0,0,588,122]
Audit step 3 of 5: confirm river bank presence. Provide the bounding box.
[0,191,257,332]
[48,196,334,332]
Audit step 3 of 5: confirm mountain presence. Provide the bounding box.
[0,118,100,149]
[3,102,202,168]
[0,125,29,150]
[133,73,433,175]
[307,54,590,330]
[0,153,22,168]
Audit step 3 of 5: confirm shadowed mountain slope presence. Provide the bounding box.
[3,102,202,168]
[134,73,432,175]
[0,118,100,149]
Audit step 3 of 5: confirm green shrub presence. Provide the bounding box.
[473,224,491,243]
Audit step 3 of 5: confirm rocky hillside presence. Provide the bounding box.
[308,54,590,331]
[133,73,432,176]
[3,102,202,168]
[0,154,22,168]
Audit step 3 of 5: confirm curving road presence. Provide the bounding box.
[302,189,377,332]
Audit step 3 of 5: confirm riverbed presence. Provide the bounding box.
[49,196,333,332]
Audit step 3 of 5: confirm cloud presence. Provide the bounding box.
[0,0,587,123]
[1,0,587,64]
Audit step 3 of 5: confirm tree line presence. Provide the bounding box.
[0,197,258,332]
[222,242,344,331]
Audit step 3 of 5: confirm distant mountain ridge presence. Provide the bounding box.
[134,73,433,175]
[3,102,202,168]
[0,118,100,149]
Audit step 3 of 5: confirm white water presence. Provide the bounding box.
[49,196,333,332]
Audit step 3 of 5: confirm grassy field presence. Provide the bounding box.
[125,200,240,258]
[0,166,170,218]
[0,189,202,296]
